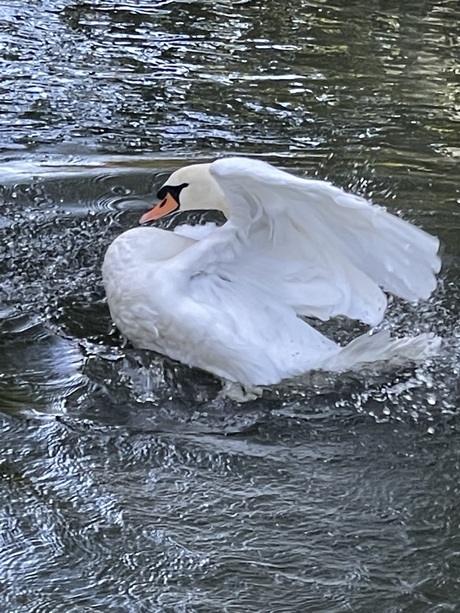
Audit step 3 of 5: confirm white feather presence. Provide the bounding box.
[103,157,441,387]
[209,157,440,326]
[173,222,218,241]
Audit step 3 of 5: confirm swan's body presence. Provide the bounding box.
[103,157,441,386]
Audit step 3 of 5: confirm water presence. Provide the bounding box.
[1,0,460,611]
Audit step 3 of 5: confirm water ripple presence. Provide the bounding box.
[1,0,460,611]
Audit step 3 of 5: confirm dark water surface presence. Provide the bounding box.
[1,1,460,611]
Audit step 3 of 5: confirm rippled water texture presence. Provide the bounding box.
[1,1,460,611]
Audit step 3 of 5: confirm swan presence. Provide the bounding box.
[102,157,441,390]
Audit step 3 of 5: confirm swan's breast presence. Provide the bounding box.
[102,227,194,350]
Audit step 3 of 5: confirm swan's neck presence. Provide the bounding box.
[106,227,196,270]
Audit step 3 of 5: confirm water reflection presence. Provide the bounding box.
[1,0,458,162]
[1,0,460,611]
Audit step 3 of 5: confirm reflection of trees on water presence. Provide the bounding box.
[1,1,458,166]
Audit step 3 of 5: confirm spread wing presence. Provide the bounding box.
[203,157,440,326]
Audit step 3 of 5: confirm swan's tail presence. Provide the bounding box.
[330,330,441,372]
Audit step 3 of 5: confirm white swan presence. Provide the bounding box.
[102,157,441,388]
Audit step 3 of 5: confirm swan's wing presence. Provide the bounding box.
[207,157,440,326]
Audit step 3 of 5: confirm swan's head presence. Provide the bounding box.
[140,163,229,224]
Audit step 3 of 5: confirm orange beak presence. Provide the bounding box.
[140,193,179,224]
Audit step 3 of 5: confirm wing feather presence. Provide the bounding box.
[208,157,440,326]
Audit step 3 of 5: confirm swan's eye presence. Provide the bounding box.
[157,186,168,200]
[156,183,189,206]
